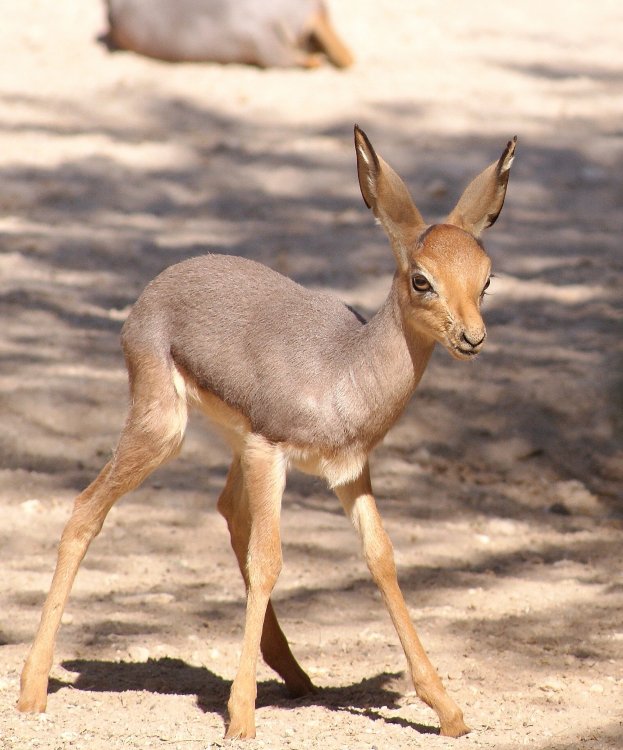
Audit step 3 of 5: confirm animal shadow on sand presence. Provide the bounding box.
[50,657,437,734]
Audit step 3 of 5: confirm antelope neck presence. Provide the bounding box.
[348,277,436,432]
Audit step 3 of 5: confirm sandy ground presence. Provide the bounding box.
[1,1,622,749]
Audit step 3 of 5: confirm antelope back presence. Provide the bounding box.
[122,255,380,451]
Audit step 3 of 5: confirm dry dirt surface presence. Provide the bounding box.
[1,2,622,749]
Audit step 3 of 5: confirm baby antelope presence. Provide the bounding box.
[18,126,516,738]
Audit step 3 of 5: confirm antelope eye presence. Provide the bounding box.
[412,274,432,293]
[482,277,491,293]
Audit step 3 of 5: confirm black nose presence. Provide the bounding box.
[461,331,486,348]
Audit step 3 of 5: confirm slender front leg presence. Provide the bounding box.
[217,457,314,698]
[225,437,287,740]
[334,465,470,738]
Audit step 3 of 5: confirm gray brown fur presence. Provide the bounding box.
[123,255,415,451]
[104,0,354,68]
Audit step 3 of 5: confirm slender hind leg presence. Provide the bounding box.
[18,359,188,713]
[217,456,314,699]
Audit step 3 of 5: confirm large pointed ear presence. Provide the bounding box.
[354,125,426,271]
[446,136,517,237]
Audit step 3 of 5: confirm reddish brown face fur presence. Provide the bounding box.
[404,224,492,360]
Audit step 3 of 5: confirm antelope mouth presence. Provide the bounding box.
[450,344,482,360]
